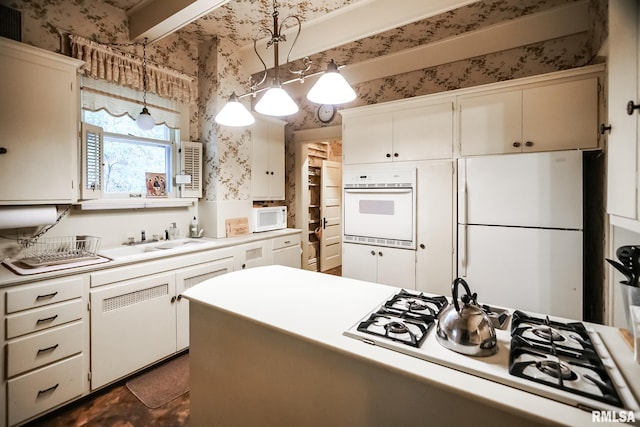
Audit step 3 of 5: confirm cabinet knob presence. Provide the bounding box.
[265,171,269,175]
[386,153,391,158]
[270,171,274,175]
[525,141,533,147]
[242,263,246,269]
[378,251,383,257]
[513,142,521,148]
[171,296,177,303]
[420,243,426,249]
[600,124,612,134]
[627,100,640,115]
[370,250,376,256]
[393,153,399,158]
[0,147,7,155]
[177,294,183,301]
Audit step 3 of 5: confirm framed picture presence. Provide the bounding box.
[146,172,168,198]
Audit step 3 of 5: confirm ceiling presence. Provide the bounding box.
[100,0,593,88]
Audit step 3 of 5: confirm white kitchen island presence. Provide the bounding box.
[183,265,640,427]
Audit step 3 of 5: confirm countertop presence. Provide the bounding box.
[183,265,640,427]
[0,228,301,287]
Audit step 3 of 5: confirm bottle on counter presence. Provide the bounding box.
[190,216,199,238]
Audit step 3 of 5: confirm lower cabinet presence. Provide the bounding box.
[90,271,177,390]
[271,234,302,269]
[235,240,270,270]
[2,276,87,427]
[175,257,235,351]
[342,243,416,289]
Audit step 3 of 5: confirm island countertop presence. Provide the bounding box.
[183,265,640,426]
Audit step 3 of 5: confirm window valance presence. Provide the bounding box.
[70,34,196,105]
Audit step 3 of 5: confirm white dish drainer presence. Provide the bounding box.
[18,235,102,267]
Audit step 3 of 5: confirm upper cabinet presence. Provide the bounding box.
[459,77,599,156]
[252,116,286,201]
[342,101,454,164]
[0,38,84,205]
[607,0,640,222]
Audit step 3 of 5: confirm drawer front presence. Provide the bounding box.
[6,276,84,314]
[6,299,83,339]
[7,321,83,377]
[8,354,83,426]
[271,234,301,250]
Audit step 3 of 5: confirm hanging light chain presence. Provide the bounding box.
[141,38,148,107]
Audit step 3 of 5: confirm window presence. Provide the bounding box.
[82,109,177,198]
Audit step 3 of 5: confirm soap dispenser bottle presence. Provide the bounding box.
[190,216,199,238]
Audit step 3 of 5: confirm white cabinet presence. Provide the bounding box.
[175,257,234,351]
[2,276,87,426]
[90,271,177,390]
[414,161,454,296]
[270,233,302,269]
[342,102,454,164]
[342,243,416,289]
[459,77,599,156]
[252,116,287,200]
[235,240,269,270]
[607,0,640,221]
[0,38,83,204]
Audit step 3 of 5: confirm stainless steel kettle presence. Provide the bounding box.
[436,278,498,357]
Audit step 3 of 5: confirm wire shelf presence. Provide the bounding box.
[19,235,102,267]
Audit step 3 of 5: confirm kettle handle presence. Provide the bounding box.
[451,278,472,313]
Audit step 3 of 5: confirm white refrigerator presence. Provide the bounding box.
[457,150,583,320]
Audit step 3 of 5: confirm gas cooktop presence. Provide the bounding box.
[344,289,640,415]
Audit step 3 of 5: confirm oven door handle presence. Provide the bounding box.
[344,188,412,194]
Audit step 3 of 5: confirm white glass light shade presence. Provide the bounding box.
[255,87,299,116]
[136,107,155,130]
[307,71,356,105]
[215,98,255,127]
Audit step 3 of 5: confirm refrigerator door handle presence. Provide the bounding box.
[459,224,468,277]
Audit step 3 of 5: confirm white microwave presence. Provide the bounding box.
[252,206,287,232]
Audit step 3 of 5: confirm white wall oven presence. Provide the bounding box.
[343,169,416,249]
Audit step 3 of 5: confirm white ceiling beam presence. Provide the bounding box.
[285,0,589,98]
[240,0,483,74]
[128,0,232,42]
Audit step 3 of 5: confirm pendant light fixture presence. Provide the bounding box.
[214,0,356,127]
[136,38,155,131]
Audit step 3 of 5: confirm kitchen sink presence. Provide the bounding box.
[99,238,210,260]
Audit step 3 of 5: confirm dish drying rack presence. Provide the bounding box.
[18,235,102,267]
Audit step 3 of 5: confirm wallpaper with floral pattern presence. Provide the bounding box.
[0,0,607,210]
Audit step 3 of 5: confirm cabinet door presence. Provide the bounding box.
[607,0,639,219]
[459,90,523,156]
[342,243,378,283]
[252,119,271,199]
[90,272,176,389]
[415,162,454,297]
[342,113,393,164]
[273,245,302,269]
[236,240,269,270]
[0,40,80,203]
[252,118,285,200]
[267,122,285,200]
[376,247,416,290]
[523,78,598,153]
[175,257,235,351]
[393,103,454,161]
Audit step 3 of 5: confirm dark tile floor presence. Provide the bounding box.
[26,266,341,427]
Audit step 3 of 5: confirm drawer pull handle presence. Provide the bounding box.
[37,344,59,355]
[37,383,59,396]
[284,240,290,244]
[36,315,58,325]
[36,292,58,301]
